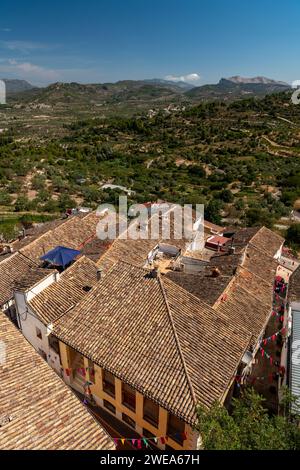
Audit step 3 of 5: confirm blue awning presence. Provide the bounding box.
[40,246,81,268]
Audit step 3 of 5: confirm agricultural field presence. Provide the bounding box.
[0,87,300,242]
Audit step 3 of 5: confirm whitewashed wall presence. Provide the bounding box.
[14,272,62,375]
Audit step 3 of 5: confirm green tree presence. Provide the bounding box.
[14,195,32,212]
[286,224,300,247]
[0,190,12,206]
[205,199,222,225]
[219,189,234,203]
[196,388,300,450]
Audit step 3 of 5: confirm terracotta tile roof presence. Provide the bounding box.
[288,266,300,303]
[204,221,225,233]
[164,269,232,306]
[52,262,250,424]
[206,235,231,246]
[166,226,280,348]
[0,252,51,307]
[234,266,272,307]
[214,279,271,348]
[20,212,104,261]
[97,212,189,272]
[29,256,99,325]
[230,226,284,258]
[0,314,114,450]
[163,278,251,408]
[210,252,244,275]
[229,227,261,252]
[242,245,278,284]
[11,217,69,251]
[13,267,55,292]
[249,226,284,259]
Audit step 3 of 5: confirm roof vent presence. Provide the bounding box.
[211,267,221,278]
[83,285,92,292]
[229,246,236,254]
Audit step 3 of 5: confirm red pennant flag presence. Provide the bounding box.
[160,437,166,445]
[65,368,70,377]
[261,348,265,357]
[270,356,273,365]
[263,339,267,346]
[271,335,276,341]
[137,439,142,449]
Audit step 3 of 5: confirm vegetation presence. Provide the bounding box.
[196,388,300,450]
[0,89,300,240]
[286,224,300,248]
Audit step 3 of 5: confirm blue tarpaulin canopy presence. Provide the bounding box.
[40,246,81,268]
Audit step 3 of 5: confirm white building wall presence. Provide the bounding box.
[14,272,62,375]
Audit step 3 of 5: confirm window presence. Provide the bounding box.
[103,400,116,414]
[122,413,135,429]
[143,397,159,427]
[167,414,185,445]
[143,428,155,439]
[36,327,42,340]
[122,383,136,411]
[38,349,47,361]
[48,334,60,355]
[102,370,115,398]
[88,359,95,384]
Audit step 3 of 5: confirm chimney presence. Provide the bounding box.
[229,246,236,255]
[211,267,221,278]
[151,267,159,279]
[97,268,102,281]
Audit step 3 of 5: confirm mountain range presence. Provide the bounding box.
[1,76,291,107]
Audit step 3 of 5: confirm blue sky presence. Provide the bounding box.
[0,0,299,86]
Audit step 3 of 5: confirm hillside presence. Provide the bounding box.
[0,88,300,241]
[1,79,36,96]
[186,77,290,101]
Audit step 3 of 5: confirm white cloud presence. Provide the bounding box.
[0,28,11,32]
[165,73,201,84]
[0,59,59,84]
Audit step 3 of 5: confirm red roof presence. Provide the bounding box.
[206,235,231,246]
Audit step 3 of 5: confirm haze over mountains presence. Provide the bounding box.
[0,76,291,107]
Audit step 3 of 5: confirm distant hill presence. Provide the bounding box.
[1,79,36,95]
[8,79,187,106]
[186,76,291,101]
[142,78,195,91]
[6,75,292,110]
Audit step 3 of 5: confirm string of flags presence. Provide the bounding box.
[79,381,188,447]
[259,327,286,346]
[110,432,188,448]
[65,367,95,377]
[235,366,285,385]
[80,390,187,447]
